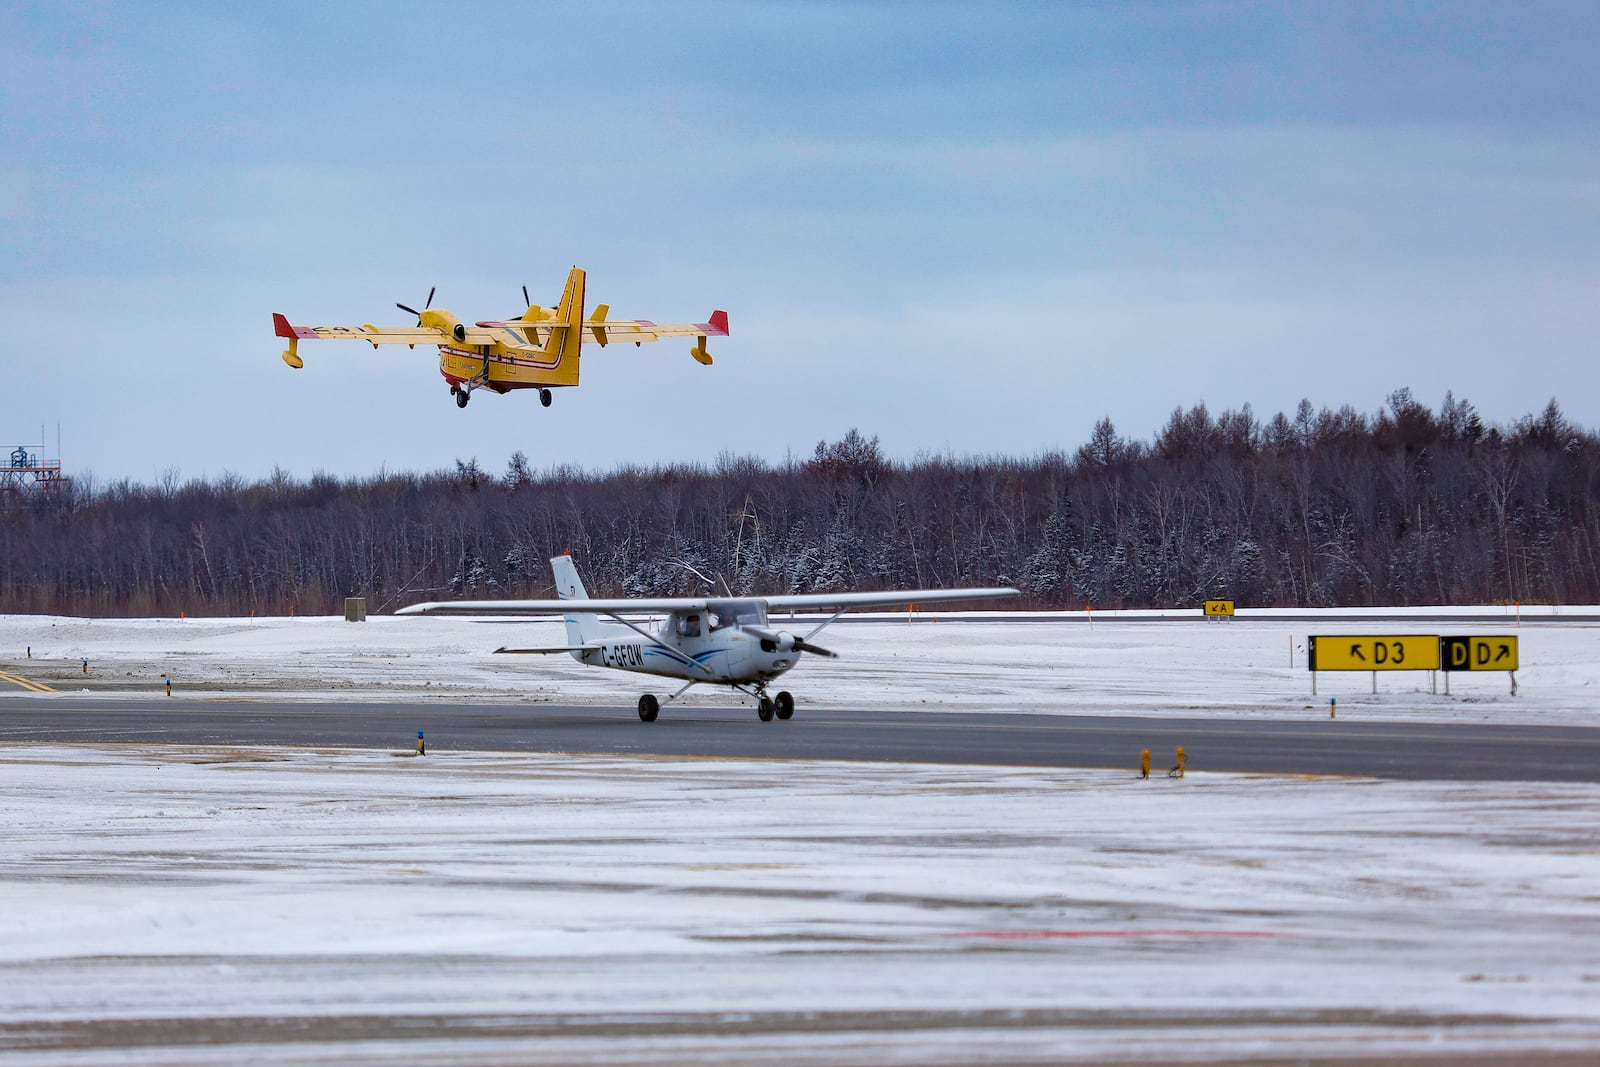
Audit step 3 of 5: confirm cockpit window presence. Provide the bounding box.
[707,600,765,630]
[676,614,702,638]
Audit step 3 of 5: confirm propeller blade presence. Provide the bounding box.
[396,303,420,317]
[425,286,436,310]
[522,285,530,307]
[744,624,838,659]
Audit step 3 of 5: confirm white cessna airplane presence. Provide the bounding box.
[398,554,1020,721]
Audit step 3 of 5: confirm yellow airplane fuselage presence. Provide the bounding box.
[437,337,579,393]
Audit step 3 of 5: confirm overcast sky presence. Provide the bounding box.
[3,1,1597,484]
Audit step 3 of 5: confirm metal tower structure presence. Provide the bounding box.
[0,443,64,501]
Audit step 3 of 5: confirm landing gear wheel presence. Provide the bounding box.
[455,389,470,408]
[637,693,659,722]
[774,691,795,720]
[539,388,553,408]
[757,696,775,722]
[449,384,460,396]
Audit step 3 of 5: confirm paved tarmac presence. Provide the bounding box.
[3,695,1597,781]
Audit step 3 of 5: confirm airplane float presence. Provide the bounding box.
[273,266,726,408]
[398,554,1020,722]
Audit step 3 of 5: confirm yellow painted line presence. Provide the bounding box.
[0,671,56,693]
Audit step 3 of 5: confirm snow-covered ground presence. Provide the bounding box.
[1,745,1598,1064]
[3,610,1598,1062]
[2,608,1596,725]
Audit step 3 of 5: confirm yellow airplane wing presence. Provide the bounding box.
[474,310,729,364]
[276,319,448,346]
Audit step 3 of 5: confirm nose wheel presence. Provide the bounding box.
[540,388,553,407]
[451,384,470,408]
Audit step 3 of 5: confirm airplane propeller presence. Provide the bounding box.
[396,286,437,320]
[746,625,838,659]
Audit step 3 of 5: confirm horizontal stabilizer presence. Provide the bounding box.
[493,645,597,654]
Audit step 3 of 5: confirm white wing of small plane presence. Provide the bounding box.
[760,589,1019,612]
[396,588,1016,617]
[396,598,711,616]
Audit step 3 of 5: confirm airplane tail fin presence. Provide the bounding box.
[539,267,585,386]
[550,553,602,644]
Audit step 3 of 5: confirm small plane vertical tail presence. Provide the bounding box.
[550,553,602,646]
[539,266,585,387]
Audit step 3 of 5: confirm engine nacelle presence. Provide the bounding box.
[759,631,798,654]
[418,308,468,343]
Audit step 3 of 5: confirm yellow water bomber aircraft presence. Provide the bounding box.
[273,266,727,408]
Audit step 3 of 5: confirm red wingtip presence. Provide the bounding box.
[273,313,316,340]
[707,309,729,336]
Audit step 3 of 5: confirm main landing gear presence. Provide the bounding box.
[634,688,796,723]
[451,384,551,409]
[756,690,795,722]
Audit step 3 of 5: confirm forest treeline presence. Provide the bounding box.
[3,389,1598,616]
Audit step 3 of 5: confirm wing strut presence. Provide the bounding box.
[803,608,849,643]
